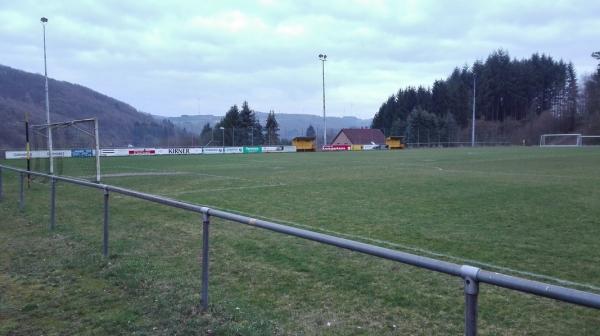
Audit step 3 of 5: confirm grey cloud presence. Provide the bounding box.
[1,0,598,119]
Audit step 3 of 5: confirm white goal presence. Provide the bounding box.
[29,118,101,182]
[539,134,582,147]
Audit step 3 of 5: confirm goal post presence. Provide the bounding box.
[539,134,582,147]
[29,117,101,182]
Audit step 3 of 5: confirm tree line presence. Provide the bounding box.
[198,101,281,146]
[372,50,600,144]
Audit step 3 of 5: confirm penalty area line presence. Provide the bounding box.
[210,206,600,292]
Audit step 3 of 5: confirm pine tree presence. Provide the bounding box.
[216,105,240,146]
[199,123,213,146]
[265,110,279,145]
[565,63,578,131]
[306,124,316,137]
[239,101,255,145]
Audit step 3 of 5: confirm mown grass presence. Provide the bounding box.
[1,147,600,335]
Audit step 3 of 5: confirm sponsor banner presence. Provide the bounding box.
[203,147,224,154]
[282,146,297,152]
[362,144,379,150]
[128,148,156,156]
[225,147,243,154]
[72,149,94,158]
[155,148,203,155]
[5,150,71,159]
[100,148,130,157]
[261,146,284,153]
[243,146,263,154]
[322,145,351,151]
[351,145,363,151]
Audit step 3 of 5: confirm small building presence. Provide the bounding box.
[386,136,405,150]
[292,136,316,152]
[331,128,385,146]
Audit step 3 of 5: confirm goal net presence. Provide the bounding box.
[29,118,101,182]
[580,135,600,146]
[539,134,582,147]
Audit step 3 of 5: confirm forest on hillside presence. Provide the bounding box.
[0,65,193,149]
[196,101,284,146]
[371,50,600,145]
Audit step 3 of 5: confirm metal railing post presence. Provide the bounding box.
[103,188,109,257]
[461,265,480,336]
[19,173,24,211]
[201,211,210,311]
[50,178,56,230]
[0,166,3,201]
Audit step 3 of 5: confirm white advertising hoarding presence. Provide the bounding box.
[203,147,224,154]
[5,150,72,159]
[225,147,243,154]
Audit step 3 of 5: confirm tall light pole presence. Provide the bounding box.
[471,70,476,147]
[318,53,327,146]
[41,17,54,174]
[220,126,225,150]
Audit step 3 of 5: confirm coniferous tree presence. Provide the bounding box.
[565,63,578,131]
[238,101,256,145]
[216,105,240,146]
[265,110,279,145]
[306,124,316,137]
[199,123,213,146]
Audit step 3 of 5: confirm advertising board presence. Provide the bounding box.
[128,148,156,156]
[155,148,203,155]
[225,147,243,154]
[322,145,351,151]
[261,146,284,152]
[72,149,94,158]
[5,150,72,159]
[243,146,262,154]
[203,147,224,154]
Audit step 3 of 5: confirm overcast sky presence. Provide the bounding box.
[1,0,598,119]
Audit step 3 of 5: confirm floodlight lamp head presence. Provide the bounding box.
[41,17,48,23]
[219,126,225,130]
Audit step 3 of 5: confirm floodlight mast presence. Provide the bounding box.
[219,126,225,150]
[319,53,327,147]
[41,17,54,174]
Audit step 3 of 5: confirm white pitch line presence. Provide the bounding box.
[209,206,600,292]
[100,172,188,178]
[168,183,287,196]
[111,166,246,180]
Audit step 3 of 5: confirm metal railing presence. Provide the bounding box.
[1,163,599,335]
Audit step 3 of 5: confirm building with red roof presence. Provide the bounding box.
[330,128,385,146]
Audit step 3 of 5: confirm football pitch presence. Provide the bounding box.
[1,147,600,334]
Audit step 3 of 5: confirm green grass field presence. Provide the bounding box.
[2,147,600,335]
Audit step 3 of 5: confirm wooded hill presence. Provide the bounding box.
[372,50,600,144]
[0,64,192,149]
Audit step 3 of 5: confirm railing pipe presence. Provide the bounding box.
[50,177,56,230]
[462,265,480,336]
[201,212,210,311]
[19,172,24,211]
[103,188,109,257]
[0,166,3,201]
